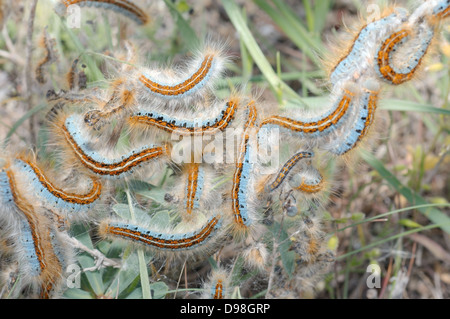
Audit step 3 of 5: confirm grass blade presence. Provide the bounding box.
[337,224,441,260]
[3,102,47,147]
[335,204,450,233]
[360,150,450,234]
[125,189,152,299]
[253,0,322,65]
[222,0,304,104]
[163,0,199,49]
[380,99,450,116]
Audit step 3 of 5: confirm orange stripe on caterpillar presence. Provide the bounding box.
[84,89,135,129]
[268,151,314,192]
[376,23,435,85]
[6,169,47,274]
[329,79,380,155]
[260,88,354,137]
[14,157,102,211]
[100,215,222,251]
[62,115,171,177]
[213,280,224,299]
[185,163,201,215]
[129,99,239,135]
[289,166,325,195]
[231,101,258,229]
[139,54,214,98]
[5,167,62,298]
[201,268,229,299]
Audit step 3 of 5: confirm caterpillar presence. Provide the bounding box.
[433,0,450,19]
[135,45,229,109]
[1,166,64,298]
[129,98,240,136]
[260,84,356,139]
[35,28,58,85]
[184,163,205,216]
[55,114,171,178]
[375,22,435,85]
[231,101,258,232]
[328,8,408,86]
[327,79,380,155]
[12,157,102,214]
[267,151,314,192]
[99,215,223,253]
[55,0,149,25]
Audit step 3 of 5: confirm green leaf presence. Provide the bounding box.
[149,210,171,229]
[399,219,423,229]
[71,224,104,296]
[105,252,140,298]
[150,281,169,299]
[63,288,94,299]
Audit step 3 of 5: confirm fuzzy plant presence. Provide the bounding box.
[0,0,449,299]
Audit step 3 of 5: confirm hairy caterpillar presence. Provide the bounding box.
[328,8,408,86]
[129,98,240,136]
[267,151,314,192]
[327,79,380,155]
[53,113,172,178]
[231,101,258,233]
[375,21,435,85]
[12,157,102,214]
[260,85,356,140]
[35,28,58,85]
[134,44,230,110]
[290,166,325,195]
[99,215,223,255]
[55,0,149,25]
[0,165,65,298]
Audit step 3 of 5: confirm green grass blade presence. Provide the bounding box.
[360,150,450,234]
[125,189,152,299]
[222,0,304,104]
[253,0,322,66]
[335,204,450,233]
[163,0,199,49]
[337,224,441,260]
[381,99,450,116]
[3,102,47,147]
[271,0,324,51]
